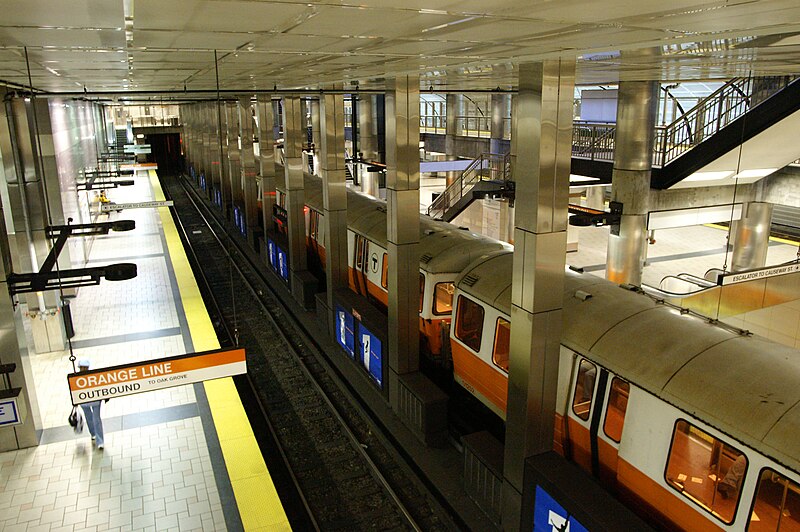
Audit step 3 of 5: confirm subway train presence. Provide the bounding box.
[282,175,800,531]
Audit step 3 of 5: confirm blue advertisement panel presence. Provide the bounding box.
[334,305,355,358]
[267,239,277,271]
[357,323,383,388]
[533,486,589,532]
[277,247,289,281]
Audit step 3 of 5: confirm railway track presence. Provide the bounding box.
[162,174,454,531]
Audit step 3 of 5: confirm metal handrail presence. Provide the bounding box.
[426,152,511,219]
[571,75,796,167]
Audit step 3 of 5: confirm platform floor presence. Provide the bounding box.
[0,170,288,531]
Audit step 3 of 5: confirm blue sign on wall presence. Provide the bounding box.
[334,305,355,358]
[357,323,383,388]
[267,239,277,270]
[533,486,589,532]
[0,398,21,426]
[277,246,289,281]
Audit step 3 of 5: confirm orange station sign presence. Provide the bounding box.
[67,348,246,405]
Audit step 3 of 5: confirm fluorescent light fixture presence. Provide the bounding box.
[684,171,733,182]
[569,174,600,183]
[732,168,777,179]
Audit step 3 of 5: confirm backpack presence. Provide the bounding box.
[68,407,84,434]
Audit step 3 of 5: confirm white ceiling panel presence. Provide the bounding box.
[0,0,123,28]
[135,0,315,34]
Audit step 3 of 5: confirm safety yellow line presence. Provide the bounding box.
[705,222,800,246]
[150,170,291,531]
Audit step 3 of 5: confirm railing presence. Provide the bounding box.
[426,152,512,219]
[131,116,180,128]
[420,114,446,134]
[572,76,796,167]
[572,121,616,162]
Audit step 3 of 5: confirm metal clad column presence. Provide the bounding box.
[490,93,508,155]
[226,102,242,209]
[605,79,659,286]
[0,212,39,450]
[358,95,377,161]
[282,97,308,293]
[320,89,348,329]
[239,98,258,236]
[310,98,321,176]
[732,201,773,271]
[444,93,459,187]
[386,75,421,402]
[257,95,277,235]
[208,103,220,200]
[502,60,575,531]
[0,96,67,353]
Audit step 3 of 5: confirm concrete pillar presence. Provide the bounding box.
[320,89,348,332]
[257,95,277,235]
[502,60,575,531]
[0,95,67,353]
[605,78,659,286]
[731,201,773,271]
[490,93,508,155]
[585,185,606,210]
[281,97,308,294]
[239,98,258,236]
[386,75,421,407]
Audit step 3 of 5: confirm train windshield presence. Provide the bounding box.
[433,282,455,315]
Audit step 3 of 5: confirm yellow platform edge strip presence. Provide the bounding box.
[149,170,291,531]
[705,222,800,246]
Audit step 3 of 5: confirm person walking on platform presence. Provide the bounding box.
[77,359,105,450]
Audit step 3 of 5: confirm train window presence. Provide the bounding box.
[433,282,455,315]
[571,359,597,421]
[665,420,747,525]
[455,295,484,352]
[381,254,388,289]
[355,236,365,269]
[492,317,510,372]
[603,377,629,443]
[748,468,800,531]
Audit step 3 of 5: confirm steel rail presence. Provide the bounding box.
[175,175,425,532]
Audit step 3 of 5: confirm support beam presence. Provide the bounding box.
[502,60,575,532]
[386,75,421,405]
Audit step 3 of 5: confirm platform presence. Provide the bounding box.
[0,168,289,531]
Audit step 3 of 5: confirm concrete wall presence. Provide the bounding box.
[758,166,800,207]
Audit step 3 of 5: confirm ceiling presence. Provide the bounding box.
[1,0,800,95]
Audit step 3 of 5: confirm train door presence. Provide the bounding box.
[566,357,599,473]
[566,357,630,488]
[596,375,630,488]
[351,234,370,298]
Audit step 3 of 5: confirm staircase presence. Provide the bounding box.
[426,152,512,221]
[571,75,800,187]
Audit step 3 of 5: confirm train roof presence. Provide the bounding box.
[303,174,509,274]
[456,251,800,474]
